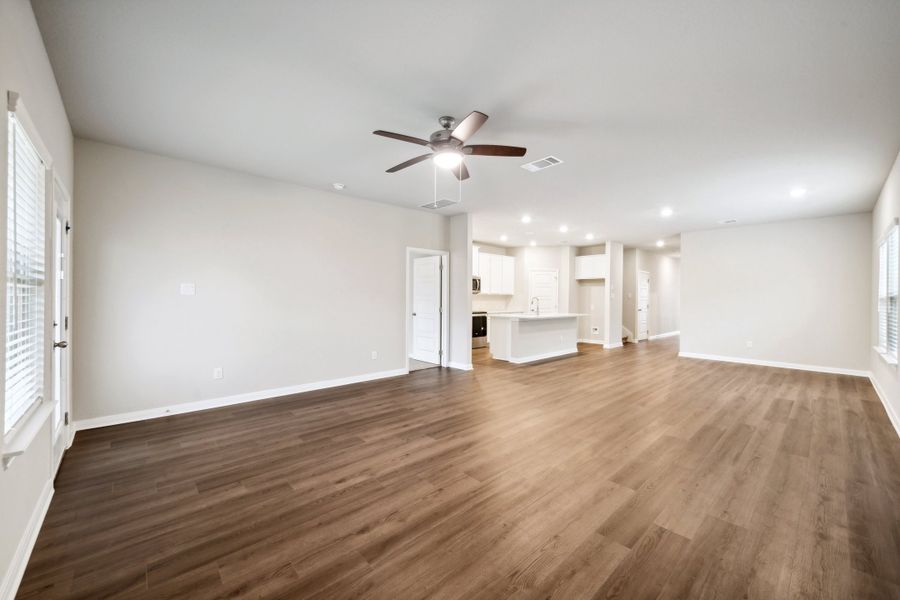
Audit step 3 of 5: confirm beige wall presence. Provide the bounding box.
[73,140,451,421]
[871,149,900,431]
[681,213,871,372]
[0,0,74,596]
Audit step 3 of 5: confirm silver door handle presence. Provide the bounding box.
[54,340,68,349]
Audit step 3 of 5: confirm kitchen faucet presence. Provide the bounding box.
[530,297,540,315]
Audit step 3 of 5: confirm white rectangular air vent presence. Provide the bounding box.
[420,198,459,210]
[521,155,563,172]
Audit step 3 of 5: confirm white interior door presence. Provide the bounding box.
[637,270,650,341]
[412,255,442,364]
[51,180,71,471]
[528,270,559,313]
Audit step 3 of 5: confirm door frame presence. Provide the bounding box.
[50,174,73,472]
[405,247,450,369]
[636,269,650,341]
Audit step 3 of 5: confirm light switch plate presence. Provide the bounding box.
[180,283,196,296]
[212,367,223,380]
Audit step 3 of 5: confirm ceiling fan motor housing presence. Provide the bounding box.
[429,128,462,149]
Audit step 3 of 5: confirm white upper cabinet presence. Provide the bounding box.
[477,251,515,294]
[472,245,480,276]
[575,254,608,280]
[501,255,515,295]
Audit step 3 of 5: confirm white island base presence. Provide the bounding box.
[488,313,584,364]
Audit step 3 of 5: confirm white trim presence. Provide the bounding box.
[447,362,473,371]
[869,373,900,439]
[578,338,604,346]
[649,330,680,340]
[7,92,53,168]
[0,480,53,600]
[509,348,578,364]
[2,403,52,470]
[75,368,407,431]
[678,352,869,377]
[604,342,624,350]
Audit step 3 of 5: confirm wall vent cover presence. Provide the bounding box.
[420,198,458,209]
[521,156,563,172]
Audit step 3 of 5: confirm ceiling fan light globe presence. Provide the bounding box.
[433,151,463,169]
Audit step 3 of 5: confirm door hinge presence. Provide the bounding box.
[65,221,71,234]
[65,315,69,330]
[64,411,69,426]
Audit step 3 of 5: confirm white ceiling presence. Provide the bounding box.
[33,0,900,247]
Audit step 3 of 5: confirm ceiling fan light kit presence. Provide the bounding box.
[373,110,526,181]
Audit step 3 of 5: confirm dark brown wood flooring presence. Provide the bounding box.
[17,338,900,599]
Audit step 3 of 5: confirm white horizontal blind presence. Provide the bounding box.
[878,224,899,360]
[5,111,46,433]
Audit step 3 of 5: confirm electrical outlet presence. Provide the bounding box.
[180,282,196,296]
[212,367,223,380]
[746,340,753,348]
[591,326,600,334]
[371,351,378,360]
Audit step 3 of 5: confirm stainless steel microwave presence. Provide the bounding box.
[472,276,481,294]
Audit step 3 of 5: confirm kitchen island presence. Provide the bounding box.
[488,313,585,364]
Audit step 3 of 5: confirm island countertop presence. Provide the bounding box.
[487,313,586,321]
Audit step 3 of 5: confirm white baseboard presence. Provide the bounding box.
[604,342,624,350]
[447,362,473,371]
[1,480,53,600]
[869,373,900,439]
[509,348,578,364]
[578,338,604,346]
[75,368,408,431]
[678,352,869,377]
[649,330,680,340]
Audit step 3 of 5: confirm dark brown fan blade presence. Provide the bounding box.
[386,153,432,173]
[451,161,470,181]
[450,111,488,142]
[373,130,429,146]
[463,144,527,157]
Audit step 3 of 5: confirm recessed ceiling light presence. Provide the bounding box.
[585,233,595,240]
[432,150,463,169]
[332,183,345,191]
[789,187,807,199]
[559,224,568,233]
[656,240,665,248]
[660,207,673,217]
[500,234,508,242]
[530,240,537,247]
[521,214,532,224]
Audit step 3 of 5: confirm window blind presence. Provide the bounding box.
[877,224,898,361]
[5,111,46,433]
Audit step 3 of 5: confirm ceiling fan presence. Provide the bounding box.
[373,111,526,181]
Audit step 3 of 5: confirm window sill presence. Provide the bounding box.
[2,402,53,470]
[873,346,899,367]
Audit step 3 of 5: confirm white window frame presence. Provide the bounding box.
[875,219,899,367]
[2,91,55,469]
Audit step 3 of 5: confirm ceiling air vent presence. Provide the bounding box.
[521,156,563,172]
[420,198,458,210]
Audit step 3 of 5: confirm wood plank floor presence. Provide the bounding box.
[18,338,900,599]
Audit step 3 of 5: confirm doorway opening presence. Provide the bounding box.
[637,270,650,341]
[51,176,72,473]
[406,248,449,372]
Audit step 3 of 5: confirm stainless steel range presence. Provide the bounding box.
[472,311,488,348]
